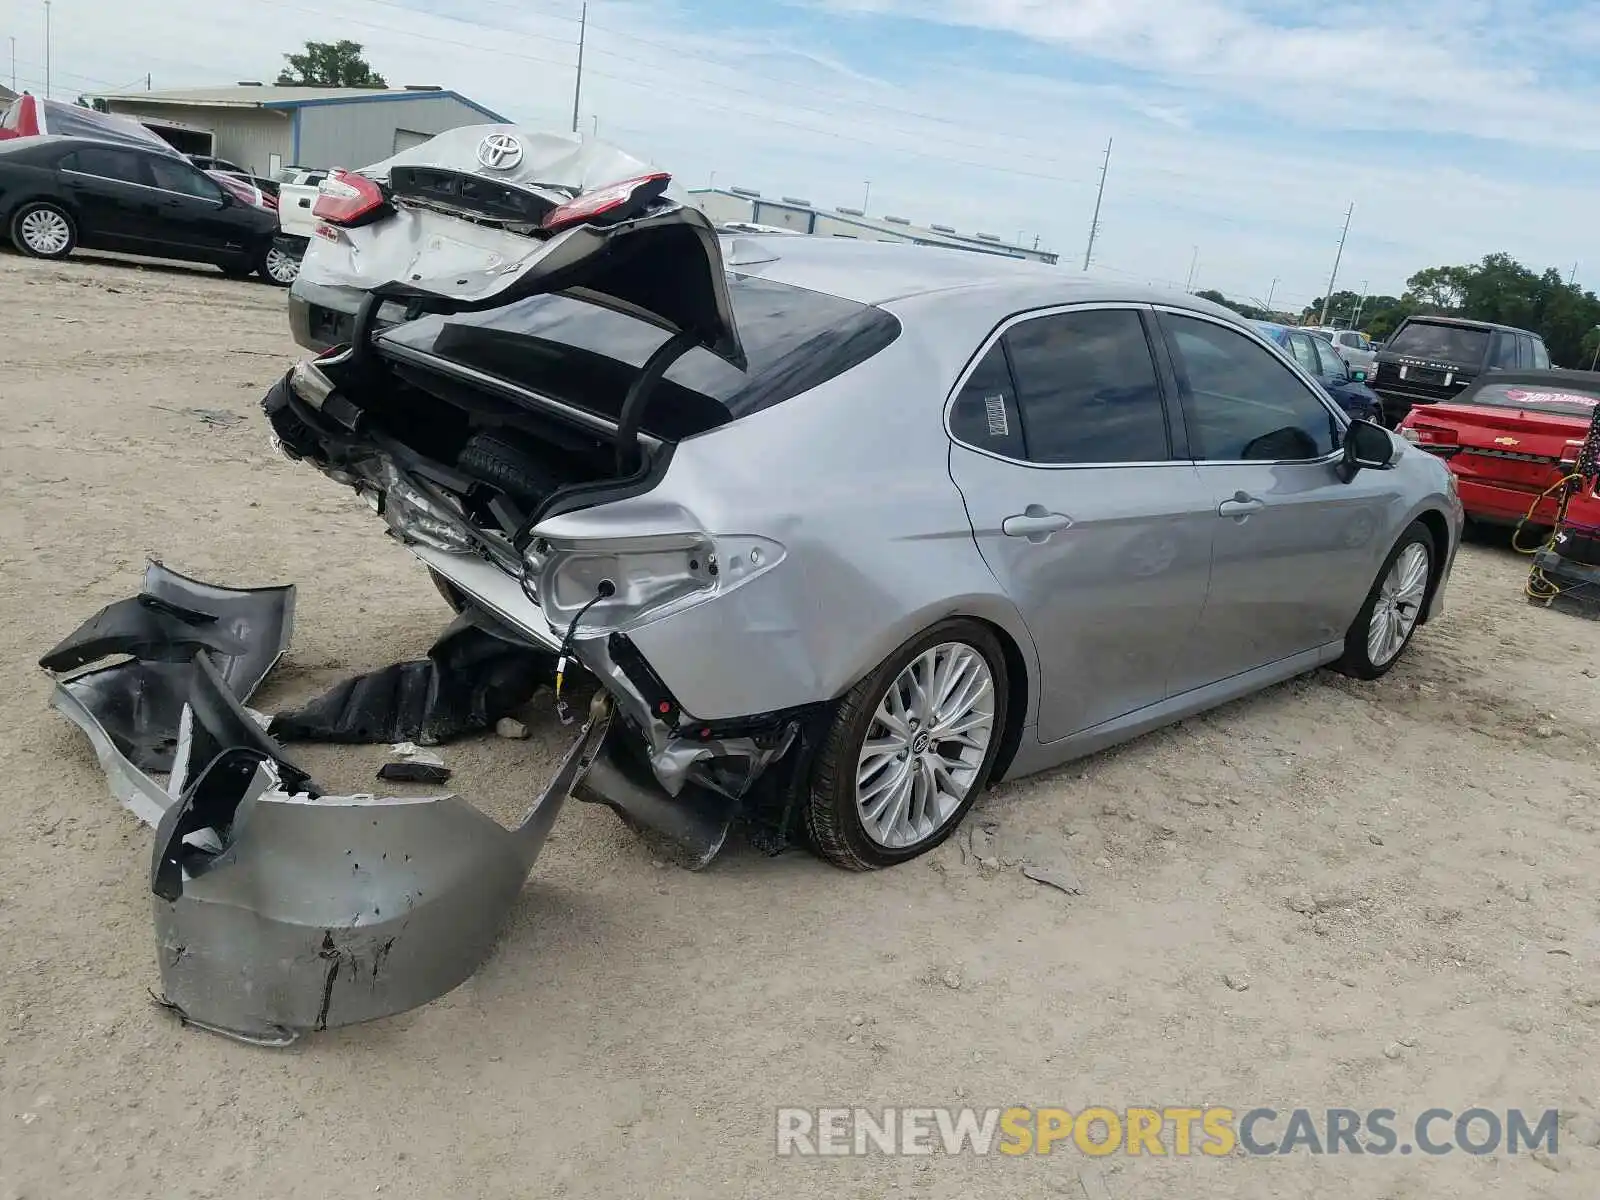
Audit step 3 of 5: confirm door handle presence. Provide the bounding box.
[1002,505,1073,542]
[1217,491,1265,518]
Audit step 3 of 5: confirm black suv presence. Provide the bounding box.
[1370,315,1550,427]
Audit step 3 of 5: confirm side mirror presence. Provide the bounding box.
[1336,419,1395,482]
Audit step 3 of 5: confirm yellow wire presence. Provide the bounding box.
[1512,473,1580,555]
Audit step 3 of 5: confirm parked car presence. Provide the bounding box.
[0,135,287,283]
[286,125,673,350]
[1397,369,1600,528]
[1371,315,1551,428]
[1251,320,1383,422]
[262,162,1463,873]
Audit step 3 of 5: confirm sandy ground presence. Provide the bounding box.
[1,250,1599,1200]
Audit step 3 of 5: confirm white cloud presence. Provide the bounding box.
[10,0,1600,303]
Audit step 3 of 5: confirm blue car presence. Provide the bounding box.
[1251,321,1383,423]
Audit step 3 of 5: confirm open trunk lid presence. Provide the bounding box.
[296,126,745,368]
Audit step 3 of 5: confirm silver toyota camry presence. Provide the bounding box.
[44,134,1464,1041]
[265,143,1462,873]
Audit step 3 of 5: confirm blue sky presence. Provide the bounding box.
[6,0,1599,311]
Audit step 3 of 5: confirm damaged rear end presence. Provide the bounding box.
[264,136,898,869]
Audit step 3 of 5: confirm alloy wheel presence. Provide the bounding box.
[20,208,70,256]
[264,245,300,284]
[1367,542,1429,666]
[855,641,995,849]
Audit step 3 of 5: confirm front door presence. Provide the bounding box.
[946,305,1215,742]
[142,155,242,259]
[1155,308,1400,689]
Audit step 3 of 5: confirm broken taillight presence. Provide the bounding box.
[540,172,672,233]
[312,169,387,225]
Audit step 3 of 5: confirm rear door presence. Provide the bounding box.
[1155,308,1400,686]
[56,144,163,250]
[946,304,1215,742]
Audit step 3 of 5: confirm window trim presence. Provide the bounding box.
[1153,305,1350,467]
[942,301,1185,471]
[61,156,226,206]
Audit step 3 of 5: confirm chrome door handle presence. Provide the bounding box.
[1002,505,1073,542]
[1217,491,1264,518]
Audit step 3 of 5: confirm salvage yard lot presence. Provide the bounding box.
[1,252,1599,1200]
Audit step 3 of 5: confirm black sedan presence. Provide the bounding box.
[0,135,287,284]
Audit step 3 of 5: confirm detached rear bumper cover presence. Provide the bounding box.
[40,564,594,1044]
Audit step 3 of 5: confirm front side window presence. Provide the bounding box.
[1488,331,1519,368]
[1162,312,1340,462]
[148,156,222,200]
[1000,308,1170,464]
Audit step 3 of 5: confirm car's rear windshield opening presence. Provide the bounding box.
[379,274,901,440]
[1471,381,1600,419]
[1387,322,1490,363]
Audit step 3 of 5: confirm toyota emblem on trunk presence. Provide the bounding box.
[476,133,524,171]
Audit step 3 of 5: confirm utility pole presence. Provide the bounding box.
[592,114,599,137]
[1349,280,1370,329]
[146,73,152,91]
[862,180,871,212]
[1265,276,1279,316]
[1185,245,1199,292]
[44,0,51,98]
[1318,202,1354,326]
[1570,262,1579,286]
[570,0,587,134]
[1082,136,1111,271]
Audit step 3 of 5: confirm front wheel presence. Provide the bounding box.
[11,201,76,259]
[1333,521,1434,679]
[804,619,1009,870]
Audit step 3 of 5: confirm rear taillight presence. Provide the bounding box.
[540,172,672,233]
[313,169,386,225]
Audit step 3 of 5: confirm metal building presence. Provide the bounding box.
[691,187,1057,265]
[89,84,507,176]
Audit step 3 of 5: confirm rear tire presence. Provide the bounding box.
[1333,521,1434,680]
[11,201,76,259]
[805,619,1009,870]
[258,240,300,287]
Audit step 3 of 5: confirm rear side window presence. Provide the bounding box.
[1388,321,1491,364]
[949,345,1026,460]
[1488,331,1518,368]
[1531,340,1551,369]
[1000,309,1170,464]
[1286,332,1321,374]
[60,146,147,184]
[1162,313,1340,461]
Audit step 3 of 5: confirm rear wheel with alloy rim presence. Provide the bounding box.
[1334,521,1434,679]
[805,619,1009,869]
[11,202,75,258]
[259,242,300,286]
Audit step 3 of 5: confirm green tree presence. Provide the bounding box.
[276,40,387,88]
